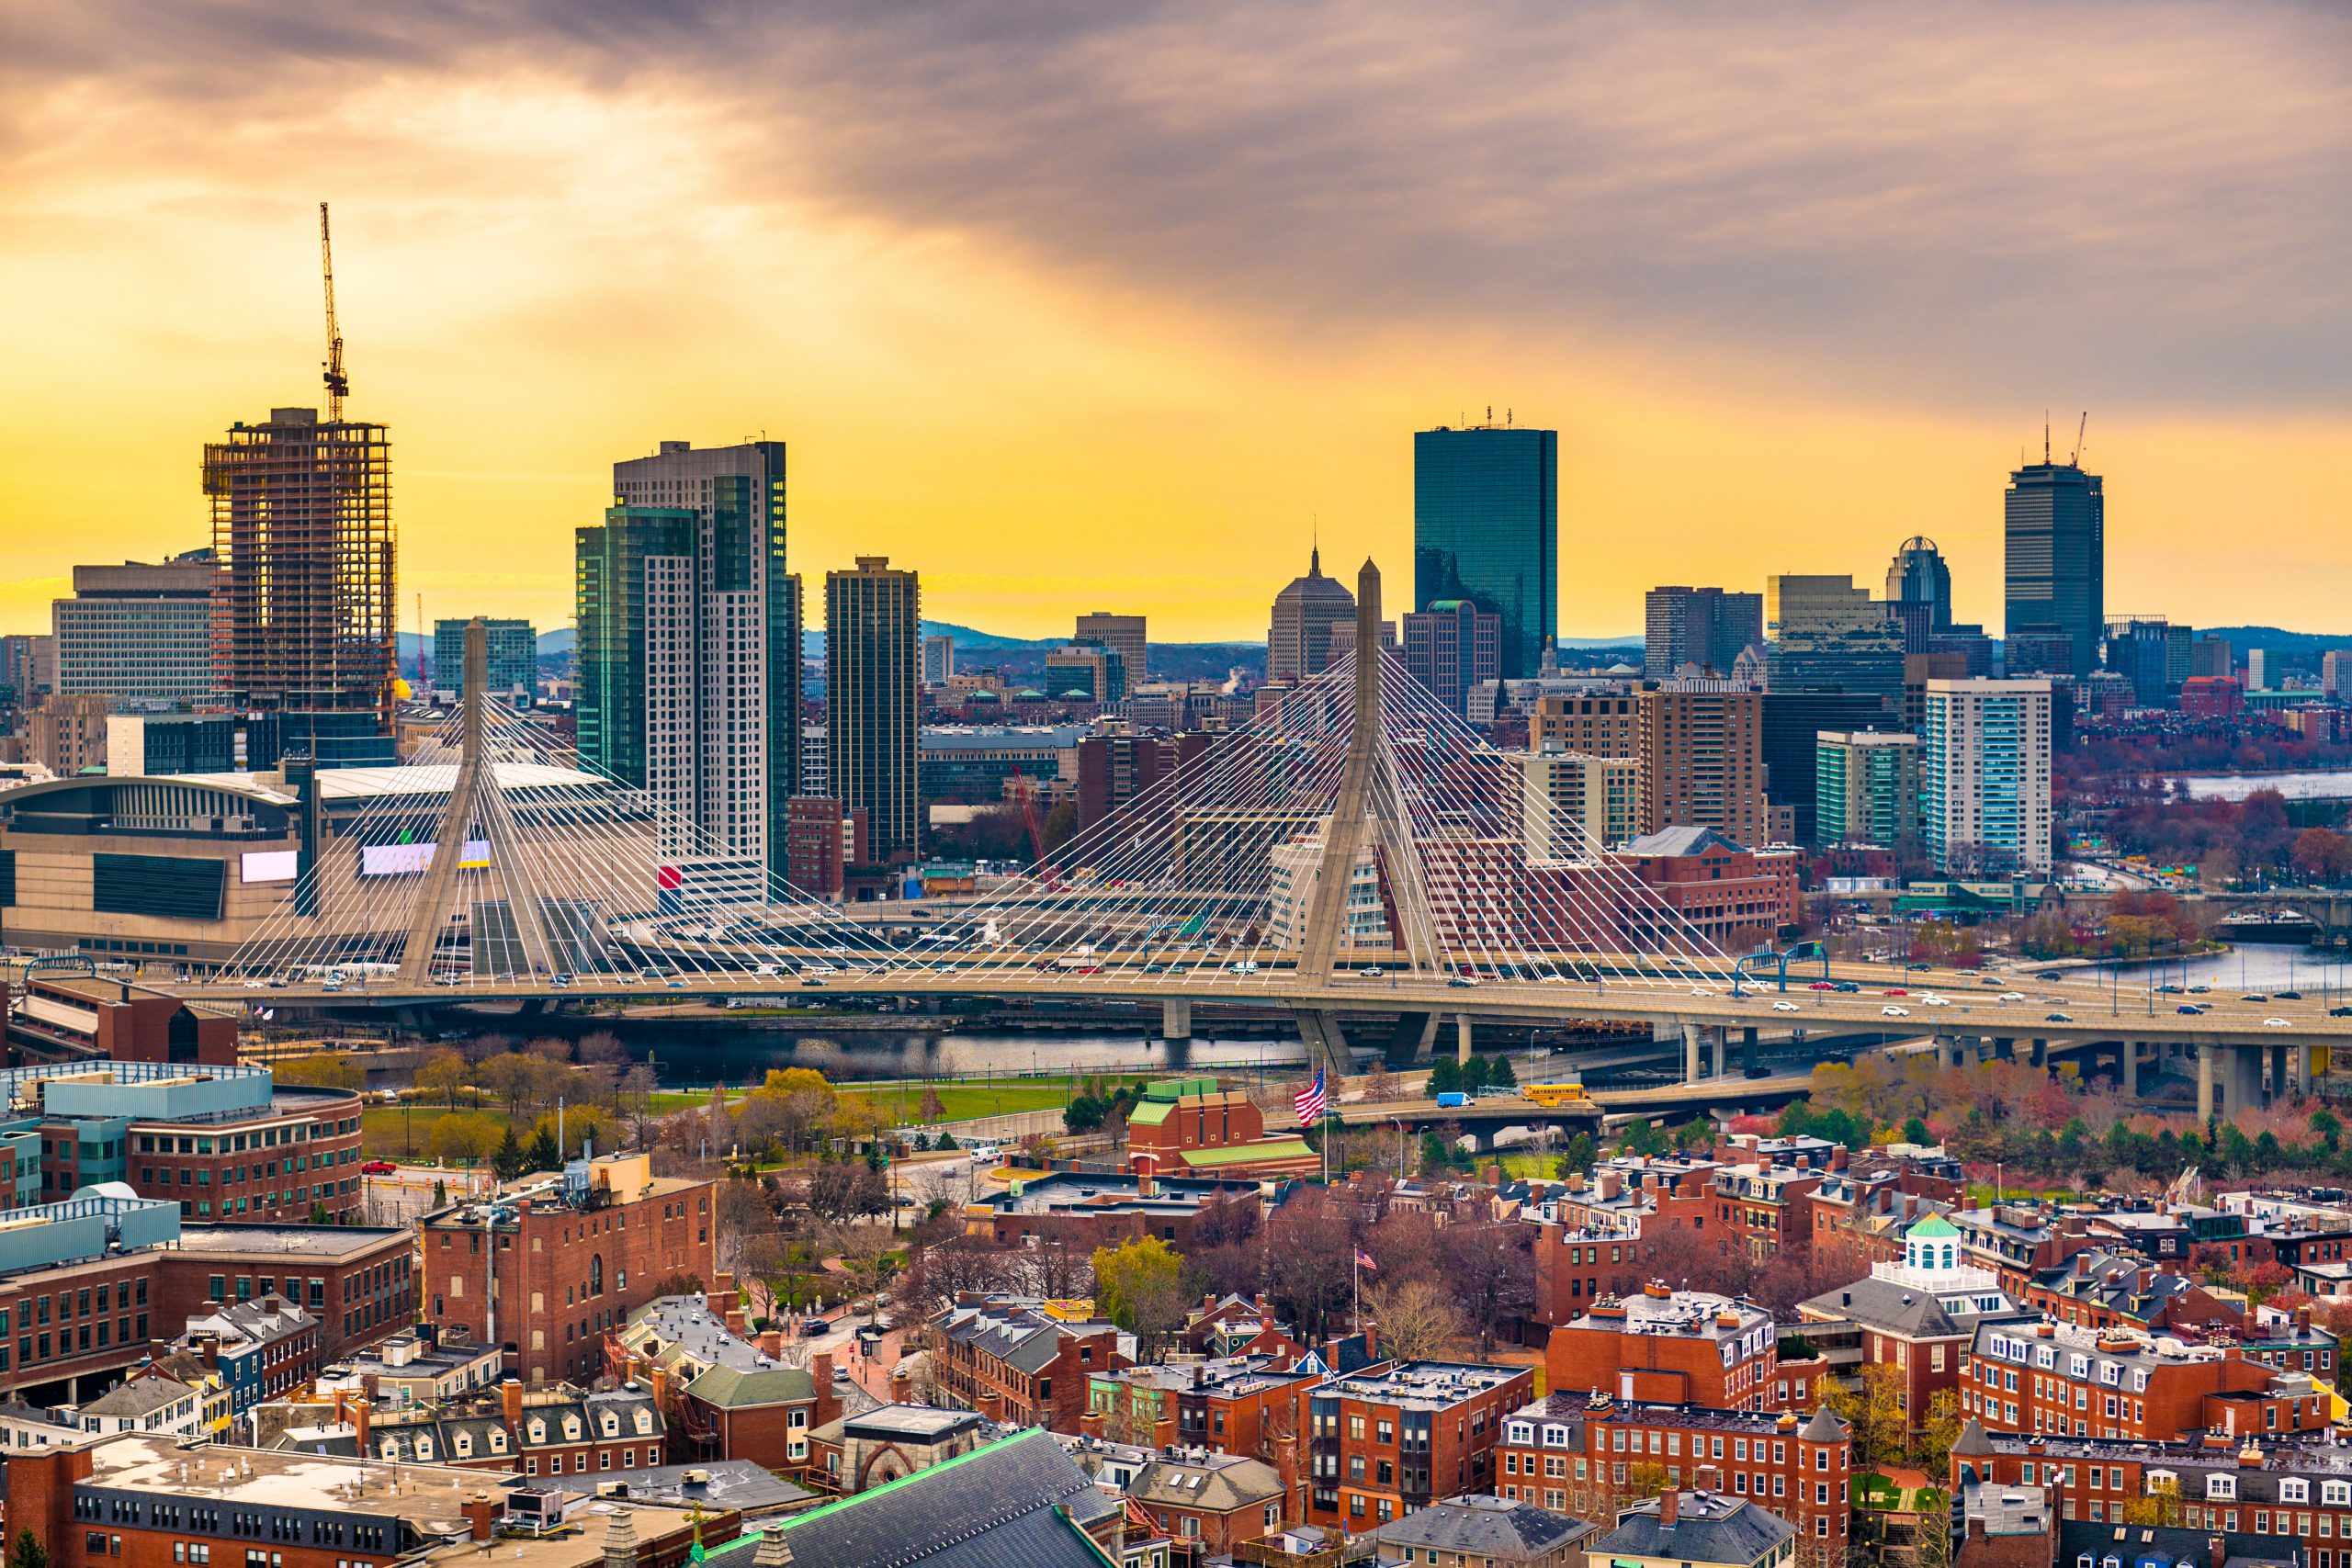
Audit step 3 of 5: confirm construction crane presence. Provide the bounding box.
[1008,767,1060,891]
[319,201,348,422]
[2072,412,2089,468]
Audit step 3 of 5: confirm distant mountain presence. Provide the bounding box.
[2203,627,2352,655]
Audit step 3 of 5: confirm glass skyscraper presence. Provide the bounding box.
[1413,424,1556,680]
[2005,461,2104,677]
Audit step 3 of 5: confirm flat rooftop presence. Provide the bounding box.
[168,1223,411,1258]
[1311,1362,1528,1412]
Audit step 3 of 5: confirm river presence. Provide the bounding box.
[2174,771,2352,802]
[2064,945,2352,998]
[600,1024,1313,1090]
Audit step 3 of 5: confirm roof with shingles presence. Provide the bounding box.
[1374,1495,1597,1554]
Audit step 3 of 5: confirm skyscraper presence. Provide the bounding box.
[2005,459,2105,677]
[431,617,537,699]
[827,556,922,863]
[1073,613,1147,685]
[1401,600,1500,715]
[1883,536,1954,651]
[579,439,797,889]
[1413,423,1557,679]
[1919,678,2052,875]
[205,407,396,763]
[922,634,956,687]
[1635,680,1769,847]
[1644,586,1762,679]
[53,550,217,703]
[1267,547,1355,681]
[1764,575,1905,700]
[1815,730,1922,850]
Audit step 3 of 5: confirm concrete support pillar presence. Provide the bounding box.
[2120,1040,2137,1100]
[2030,1038,2046,1067]
[1684,1024,1703,1085]
[1456,1013,1474,1066]
[1161,998,1192,1041]
[2198,1045,2216,1124]
[1742,1026,1760,1077]
[2235,1044,2266,1114]
[1993,1037,2014,1062]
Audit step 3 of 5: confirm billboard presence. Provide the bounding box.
[361,840,492,877]
[240,850,300,885]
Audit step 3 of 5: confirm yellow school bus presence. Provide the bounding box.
[1522,1082,1593,1107]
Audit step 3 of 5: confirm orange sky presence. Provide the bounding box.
[0,4,2345,644]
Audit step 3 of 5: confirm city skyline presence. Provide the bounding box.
[0,4,2345,641]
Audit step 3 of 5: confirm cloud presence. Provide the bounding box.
[8,0,2343,413]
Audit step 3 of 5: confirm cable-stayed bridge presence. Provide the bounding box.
[173,569,2352,1122]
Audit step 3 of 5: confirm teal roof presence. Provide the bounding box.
[1906,1213,1961,1238]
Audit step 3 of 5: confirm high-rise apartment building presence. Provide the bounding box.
[2004,459,2104,677]
[53,551,217,703]
[1636,681,1769,847]
[1520,750,1641,857]
[1401,600,1500,715]
[1815,730,1922,849]
[2248,648,2271,692]
[2103,616,2177,708]
[1760,691,1894,842]
[1643,586,1762,680]
[922,633,956,687]
[827,556,922,863]
[431,617,536,698]
[2324,650,2352,701]
[1268,547,1355,681]
[1073,613,1147,685]
[1919,678,2052,875]
[1531,691,1638,757]
[1764,574,1905,699]
[580,440,797,888]
[0,634,55,708]
[204,408,396,763]
[1414,423,1557,678]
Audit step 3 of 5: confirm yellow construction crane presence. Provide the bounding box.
[320,201,348,422]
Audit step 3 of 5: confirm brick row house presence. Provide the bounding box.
[929,1293,1133,1434]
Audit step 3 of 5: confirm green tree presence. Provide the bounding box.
[11,1527,48,1568]
[1556,1131,1598,1177]
[1092,1235,1191,1362]
[1902,1115,1932,1146]
[2314,1108,2344,1150]
[1912,1389,1962,1473]
[1619,1117,1667,1158]
[1428,1057,1462,1097]
[1485,1055,1517,1089]
[491,1125,529,1180]
[526,1124,562,1172]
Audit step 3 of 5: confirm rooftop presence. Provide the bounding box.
[1309,1361,1529,1413]
[1575,1286,1772,1340]
[166,1222,411,1259]
[1375,1494,1598,1555]
[1599,1491,1794,1565]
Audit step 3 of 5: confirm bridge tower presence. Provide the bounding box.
[395,616,551,983]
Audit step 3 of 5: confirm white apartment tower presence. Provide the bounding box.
[1918,678,2052,876]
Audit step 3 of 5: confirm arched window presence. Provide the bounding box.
[590,1255,605,1298]
[1942,1245,1956,1269]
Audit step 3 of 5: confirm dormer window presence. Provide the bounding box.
[634,1411,653,1435]
[454,1434,471,1457]
[2207,1475,2235,1500]
[2281,1480,2310,1503]
[601,1414,618,1437]
[563,1416,582,1441]
[489,1430,508,1453]
[380,1438,399,1459]
[528,1419,546,1444]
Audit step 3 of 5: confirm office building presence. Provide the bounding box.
[1073,612,1146,684]
[1521,750,1641,856]
[920,722,1082,804]
[25,692,112,774]
[1414,422,1557,678]
[2104,616,2178,708]
[583,439,797,889]
[1076,730,1206,833]
[2325,650,2352,700]
[205,408,396,764]
[1402,599,1501,714]
[2188,634,2233,681]
[2248,647,2272,691]
[1268,546,1355,681]
[1636,682,1769,847]
[102,712,238,777]
[1645,586,1761,680]
[1919,678,2053,875]
[2005,457,2105,677]
[1760,691,1894,843]
[0,633,55,707]
[1764,574,1905,699]
[921,632,954,686]
[1043,641,1126,704]
[1883,536,1955,649]
[51,552,216,702]
[1815,730,1921,848]
[420,1151,717,1387]
[826,556,921,863]
[430,616,535,698]
[1533,690,1639,756]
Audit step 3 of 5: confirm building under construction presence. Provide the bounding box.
[204,407,396,764]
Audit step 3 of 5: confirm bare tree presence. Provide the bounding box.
[577,1032,628,1067]
[1264,1189,1354,1342]
[1364,1274,1464,1361]
[1439,1221,1535,1357]
[829,1224,900,1327]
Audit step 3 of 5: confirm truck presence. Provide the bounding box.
[1521,1082,1592,1107]
[1434,1091,1473,1109]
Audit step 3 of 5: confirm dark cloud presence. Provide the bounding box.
[8,0,2347,410]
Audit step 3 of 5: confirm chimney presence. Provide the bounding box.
[502,1377,524,1429]
[725,1307,749,1337]
[1831,1146,1849,1170]
[814,1352,841,1427]
[1698,1464,1722,1493]
[752,1523,796,1567]
[360,1371,381,1405]
[1361,1322,1377,1362]
[198,1333,220,1369]
[1080,1410,1106,1440]
[2297,1305,2313,1334]
[352,1396,370,1450]
[1658,1489,1679,1529]
[1253,1292,1269,1314]
[1204,1292,1219,1314]
[978,1389,1005,1424]
[758,1328,785,1358]
[464,1492,498,1542]
[2076,1254,2090,1277]
[650,1363,669,1411]
[890,1369,914,1407]
[1135,1156,1156,1199]
[1193,1363,1206,1389]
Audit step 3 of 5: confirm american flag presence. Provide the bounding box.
[1294,1067,1327,1125]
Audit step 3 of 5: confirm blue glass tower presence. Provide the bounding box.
[1413,424,1557,680]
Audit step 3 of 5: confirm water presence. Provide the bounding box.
[2062,945,2352,998]
[605,1025,1312,1089]
[2174,771,2352,802]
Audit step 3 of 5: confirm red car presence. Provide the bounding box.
[1881,988,1908,997]
[1807,981,1836,991]
[360,1160,396,1176]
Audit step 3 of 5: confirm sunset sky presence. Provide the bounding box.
[1,1,2345,642]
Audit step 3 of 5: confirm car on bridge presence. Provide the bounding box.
[2046,1012,2074,1021]
[2267,1018,2293,1028]
[1883,1005,1909,1017]
[2178,1004,2207,1015]
[1772,1000,1800,1012]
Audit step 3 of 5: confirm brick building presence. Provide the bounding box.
[1953,1423,2352,1542]
[1804,1169,1955,1282]
[1962,1318,2329,1443]
[1533,1159,1721,1325]
[1713,1159,1826,1265]
[1798,1215,2029,1436]
[3,975,239,1066]
[1304,1361,1535,1530]
[1614,828,1802,951]
[3,1430,726,1568]
[784,795,868,898]
[930,1292,1133,1434]
[1547,1285,1780,1413]
[1498,1394,1852,1554]
[614,1291,870,1478]
[420,1151,718,1386]
[162,1222,415,1361]
[361,1381,671,1480]
[961,1168,1263,1251]
[1125,1449,1291,1555]
[1124,1078,1318,1179]
[1076,730,1207,833]
[1087,1351,1324,1457]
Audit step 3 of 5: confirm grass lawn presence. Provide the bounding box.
[842,1073,1156,1127]
[1498,1151,1560,1179]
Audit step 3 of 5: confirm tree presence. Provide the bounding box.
[279,1051,364,1091]
[1556,1131,1598,1177]
[829,1223,901,1326]
[526,1124,561,1173]
[1912,1389,1962,1473]
[1902,1116,1932,1146]
[1427,1057,1462,1097]
[1618,1117,1667,1157]
[1439,1221,1533,1357]
[1363,1274,1464,1361]
[414,1050,470,1108]
[1093,1235,1193,1363]
[1826,1362,1909,1468]
[491,1125,529,1180]
[429,1112,498,1166]
[1264,1189,1355,1341]
[11,1527,48,1568]
[1484,1055,1517,1089]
